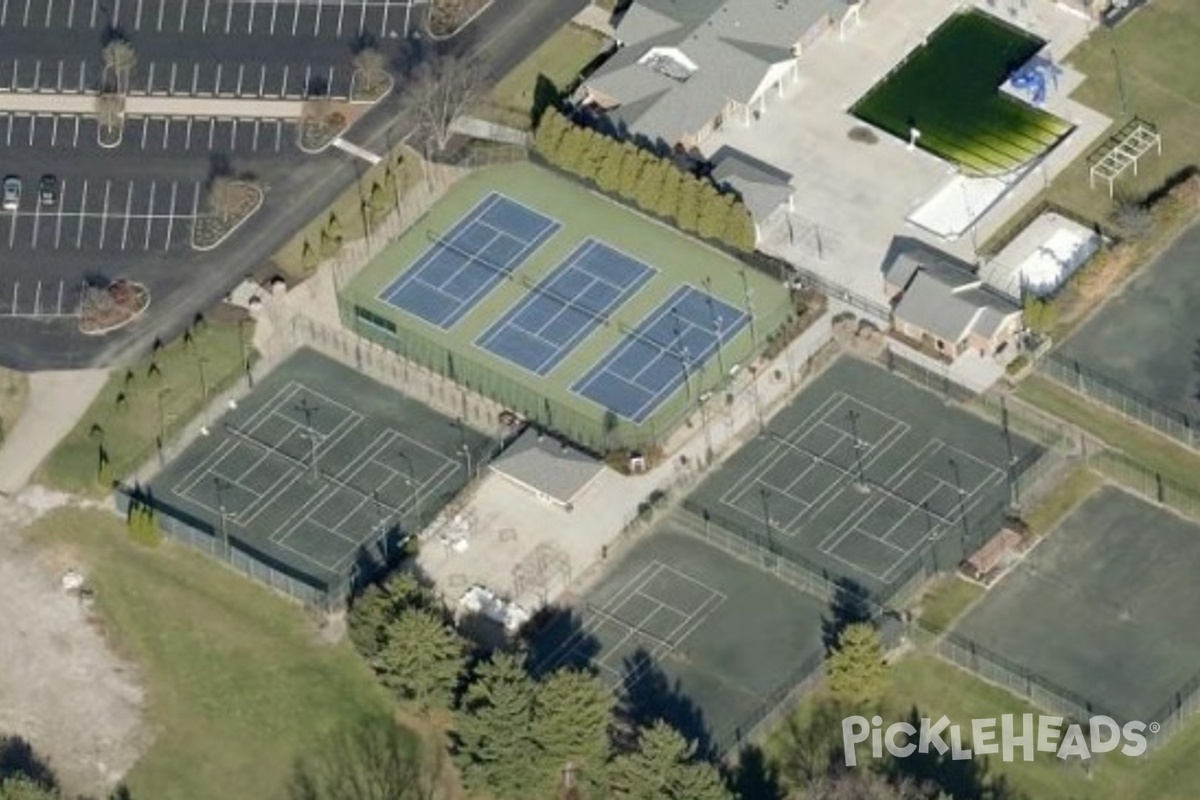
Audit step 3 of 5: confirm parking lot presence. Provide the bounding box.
[0,0,421,39]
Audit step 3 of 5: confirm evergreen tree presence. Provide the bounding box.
[653,163,683,220]
[696,182,728,241]
[675,174,702,233]
[0,777,60,800]
[594,137,625,194]
[616,142,644,200]
[374,607,467,710]
[633,154,665,211]
[530,669,615,795]
[826,623,887,710]
[576,129,606,183]
[454,653,538,800]
[347,573,430,659]
[555,125,589,174]
[534,107,570,161]
[608,722,731,800]
[722,199,758,252]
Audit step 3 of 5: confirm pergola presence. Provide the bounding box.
[1088,117,1162,199]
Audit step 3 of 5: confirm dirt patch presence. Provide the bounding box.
[0,488,147,797]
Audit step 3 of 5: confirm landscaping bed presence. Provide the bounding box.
[78,279,151,336]
[191,181,263,251]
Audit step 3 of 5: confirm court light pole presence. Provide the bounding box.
[156,387,172,465]
[740,269,758,351]
[759,486,774,554]
[295,398,322,480]
[237,317,253,390]
[847,409,870,494]
[461,443,473,480]
[949,457,970,550]
[397,449,421,527]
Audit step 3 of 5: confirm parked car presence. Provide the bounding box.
[38,174,58,207]
[1,176,19,211]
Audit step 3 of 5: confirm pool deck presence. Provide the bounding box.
[700,0,1110,307]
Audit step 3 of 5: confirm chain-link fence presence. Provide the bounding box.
[1147,669,1200,751]
[1040,352,1199,450]
[114,492,342,609]
[938,632,1112,724]
[715,651,826,757]
[1087,449,1200,522]
[883,346,980,403]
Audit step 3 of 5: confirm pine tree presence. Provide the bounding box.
[633,154,665,211]
[608,722,731,800]
[455,653,538,800]
[675,174,702,233]
[826,622,887,710]
[722,199,758,252]
[530,669,615,795]
[374,607,467,710]
[653,163,683,220]
[696,182,728,241]
[594,137,625,194]
[347,572,435,659]
[617,142,644,200]
[534,107,570,161]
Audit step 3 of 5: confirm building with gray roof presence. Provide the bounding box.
[882,237,1022,361]
[578,0,850,149]
[488,428,605,509]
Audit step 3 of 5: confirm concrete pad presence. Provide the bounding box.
[0,370,109,494]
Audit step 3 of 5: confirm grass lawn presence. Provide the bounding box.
[1016,374,1200,494]
[270,146,421,281]
[767,654,1200,800]
[34,318,252,496]
[0,367,29,445]
[26,506,407,800]
[916,576,984,635]
[1022,463,1102,535]
[481,24,608,131]
[984,0,1200,245]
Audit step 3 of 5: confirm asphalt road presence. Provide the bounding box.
[0,0,590,369]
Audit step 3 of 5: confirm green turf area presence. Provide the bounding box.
[1016,373,1200,494]
[24,506,406,800]
[482,24,608,130]
[1022,462,1101,536]
[340,161,791,453]
[768,654,1200,800]
[916,575,984,635]
[35,317,253,497]
[145,348,488,601]
[851,8,1072,176]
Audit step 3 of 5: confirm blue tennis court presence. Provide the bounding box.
[475,239,657,376]
[572,286,749,423]
[376,193,560,329]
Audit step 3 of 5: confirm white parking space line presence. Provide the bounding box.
[257,64,266,97]
[77,60,85,91]
[291,0,299,35]
[169,62,177,93]
[98,180,111,250]
[113,0,121,26]
[185,116,193,149]
[145,62,154,93]
[336,0,344,36]
[30,192,41,247]
[191,63,199,94]
[207,117,216,149]
[144,180,156,250]
[134,0,143,30]
[162,117,171,148]
[358,0,367,36]
[55,59,63,90]
[230,118,238,149]
[301,65,311,98]
[72,115,80,146]
[178,0,187,31]
[50,115,59,145]
[224,0,232,34]
[43,0,53,28]
[280,65,289,97]
[4,116,11,147]
[89,0,97,27]
[75,179,87,248]
[10,59,17,91]
[236,64,244,95]
[21,0,30,28]
[313,0,322,36]
[274,119,283,151]
[380,0,390,35]
[120,181,134,250]
[53,179,65,249]
[269,0,277,34]
[214,63,223,94]
[247,0,256,33]
[201,0,209,33]
[163,181,179,250]
[7,209,16,249]
[190,182,201,232]
[0,0,8,28]
[157,0,165,31]
[252,119,261,150]
[26,115,34,146]
[140,116,149,148]
[68,0,76,27]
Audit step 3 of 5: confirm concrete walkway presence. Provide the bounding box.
[0,370,109,495]
[0,91,306,119]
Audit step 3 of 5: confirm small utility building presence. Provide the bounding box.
[489,429,605,510]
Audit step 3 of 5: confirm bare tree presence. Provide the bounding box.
[94,93,124,133]
[207,176,243,224]
[353,47,389,98]
[101,39,137,95]
[402,53,484,153]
